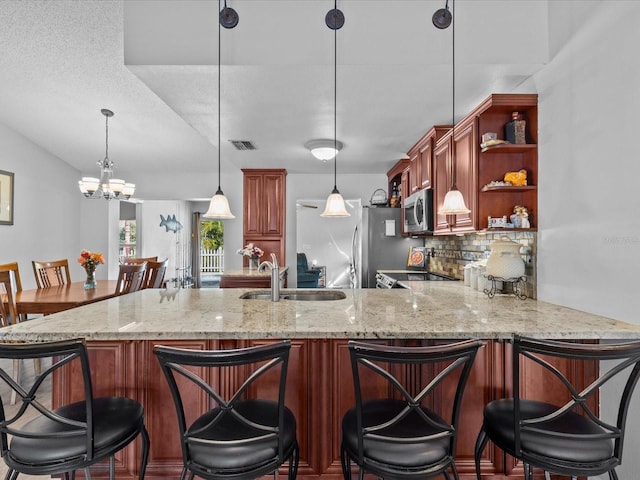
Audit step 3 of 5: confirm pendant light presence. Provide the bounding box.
[78,109,135,200]
[321,1,350,218]
[437,0,470,217]
[204,0,236,219]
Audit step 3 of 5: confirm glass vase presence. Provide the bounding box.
[248,257,259,271]
[84,267,96,290]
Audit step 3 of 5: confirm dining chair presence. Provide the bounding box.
[0,262,23,293]
[341,339,482,480]
[0,338,149,480]
[142,258,168,289]
[115,263,147,295]
[122,256,158,265]
[474,336,640,480]
[154,340,299,480]
[0,270,41,404]
[32,258,72,288]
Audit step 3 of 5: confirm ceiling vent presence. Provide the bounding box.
[229,140,256,151]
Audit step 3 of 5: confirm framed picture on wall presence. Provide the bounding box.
[0,170,14,225]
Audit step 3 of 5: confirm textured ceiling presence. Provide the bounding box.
[0,0,550,200]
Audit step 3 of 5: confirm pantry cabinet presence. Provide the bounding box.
[242,168,287,267]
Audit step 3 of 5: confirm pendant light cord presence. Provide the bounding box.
[332,0,338,192]
[217,0,222,193]
[450,0,457,190]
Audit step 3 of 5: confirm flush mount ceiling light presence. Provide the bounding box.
[305,139,343,161]
[78,109,135,200]
[437,0,471,217]
[432,0,452,29]
[204,0,236,219]
[321,1,350,218]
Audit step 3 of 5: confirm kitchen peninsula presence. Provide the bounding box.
[2,285,639,480]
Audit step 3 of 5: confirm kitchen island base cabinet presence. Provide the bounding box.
[53,339,596,480]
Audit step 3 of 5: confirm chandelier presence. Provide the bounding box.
[78,109,135,200]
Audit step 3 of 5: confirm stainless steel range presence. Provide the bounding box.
[375,271,458,289]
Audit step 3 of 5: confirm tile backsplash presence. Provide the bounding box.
[424,231,537,299]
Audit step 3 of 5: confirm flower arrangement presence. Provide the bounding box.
[236,243,264,259]
[77,249,105,271]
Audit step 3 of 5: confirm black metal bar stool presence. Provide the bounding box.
[341,339,483,480]
[0,338,149,480]
[474,335,640,480]
[154,340,299,480]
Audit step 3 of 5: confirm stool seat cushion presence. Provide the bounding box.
[342,399,450,469]
[9,396,144,466]
[483,398,614,464]
[187,399,297,472]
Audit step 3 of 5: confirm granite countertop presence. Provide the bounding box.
[2,283,640,342]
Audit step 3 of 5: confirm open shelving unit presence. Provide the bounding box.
[475,94,538,231]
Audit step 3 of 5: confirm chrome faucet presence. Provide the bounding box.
[258,253,288,302]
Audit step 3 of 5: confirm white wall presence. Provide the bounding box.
[0,123,85,289]
[137,200,192,285]
[522,2,640,477]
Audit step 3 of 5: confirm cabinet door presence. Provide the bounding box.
[409,150,420,195]
[433,136,453,233]
[419,142,432,189]
[262,172,285,236]
[243,174,263,235]
[140,339,213,479]
[53,341,141,479]
[450,118,478,233]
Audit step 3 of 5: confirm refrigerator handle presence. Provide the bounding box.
[350,225,358,288]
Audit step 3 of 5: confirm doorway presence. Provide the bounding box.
[198,218,224,288]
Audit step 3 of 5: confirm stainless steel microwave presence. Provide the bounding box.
[403,188,434,234]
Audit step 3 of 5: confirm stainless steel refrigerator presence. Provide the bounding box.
[360,207,423,288]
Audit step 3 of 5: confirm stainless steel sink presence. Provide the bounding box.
[239,290,347,301]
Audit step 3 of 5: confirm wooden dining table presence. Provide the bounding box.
[15,280,119,316]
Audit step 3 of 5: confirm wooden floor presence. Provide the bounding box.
[0,356,52,479]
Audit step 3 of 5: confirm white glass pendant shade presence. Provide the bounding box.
[123,183,136,198]
[321,189,350,217]
[109,179,125,194]
[203,190,235,219]
[78,177,100,196]
[438,187,470,215]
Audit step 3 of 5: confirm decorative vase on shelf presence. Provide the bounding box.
[84,266,96,290]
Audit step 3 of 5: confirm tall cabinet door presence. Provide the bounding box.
[262,172,285,235]
[450,117,478,233]
[433,134,453,233]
